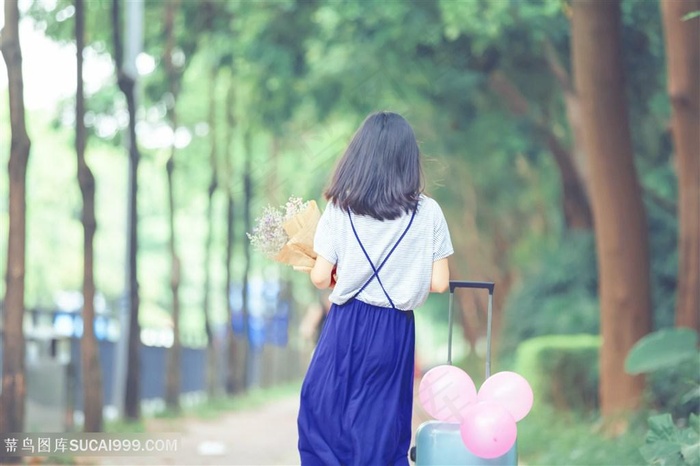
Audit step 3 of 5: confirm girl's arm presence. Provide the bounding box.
[310,255,336,289]
[430,258,450,293]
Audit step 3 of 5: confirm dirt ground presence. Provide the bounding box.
[89,395,301,466]
[84,387,433,466]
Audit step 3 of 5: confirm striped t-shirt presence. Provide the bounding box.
[313,194,454,311]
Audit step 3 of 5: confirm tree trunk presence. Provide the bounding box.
[571,0,652,418]
[0,0,31,438]
[224,77,237,395]
[112,0,142,421]
[204,67,220,398]
[163,0,182,413]
[241,130,253,390]
[225,193,236,394]
[164,154,182,411]
[540,128,593,230]
[76,0,104,432]
[660,0,700,334]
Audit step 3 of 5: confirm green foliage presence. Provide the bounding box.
[624,329,700,465]
[646,184,680,329]
[622,0,668,155]
[105,418,146,434]
[516,334,601,412]
[625,328,699,375]
[502,190,678,353]
[495,0,677,350]
[502,233,599,354]
[625,328,700,446]
[647,358,700,423]
[640,413,700,466]
[518,404,646,465]
[9,0,683,379]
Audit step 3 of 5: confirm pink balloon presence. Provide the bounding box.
[477,371,533,422]
[418,365,477,422]
[460,401,517,459]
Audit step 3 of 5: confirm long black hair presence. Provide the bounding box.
[325,111,423,220]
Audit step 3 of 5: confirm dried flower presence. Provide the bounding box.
[248,196,309,258]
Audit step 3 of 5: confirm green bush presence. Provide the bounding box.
[640,413,700,466]
[626,328,699,421]
[625,328,700,465]
[647,359,700,421]
[516,334,601,413]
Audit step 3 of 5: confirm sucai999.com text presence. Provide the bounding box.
[1,433,179,457]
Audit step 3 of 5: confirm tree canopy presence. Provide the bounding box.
[1,0,696,432]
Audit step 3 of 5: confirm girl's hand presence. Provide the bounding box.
[329,266,338,289]
[310,256,336,289]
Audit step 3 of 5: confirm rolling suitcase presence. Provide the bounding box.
[411,280,518,465]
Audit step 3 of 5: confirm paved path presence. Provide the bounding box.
[89,385,434,466]
[95,395,301,466]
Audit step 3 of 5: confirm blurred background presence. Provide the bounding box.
[0,0,698,465]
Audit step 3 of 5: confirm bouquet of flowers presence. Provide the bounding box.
[247,196,320,270]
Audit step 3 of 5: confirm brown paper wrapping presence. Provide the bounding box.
[273,200,320,268]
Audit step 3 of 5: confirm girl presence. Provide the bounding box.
[297,111,453,465]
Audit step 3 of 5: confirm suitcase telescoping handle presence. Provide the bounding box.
[447,280,495,378]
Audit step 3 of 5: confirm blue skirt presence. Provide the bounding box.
[298,298,416,465]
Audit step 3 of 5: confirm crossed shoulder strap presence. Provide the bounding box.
[348,207,418,310]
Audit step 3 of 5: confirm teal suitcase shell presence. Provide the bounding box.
[411,281,518,465]
[413,421,517,465]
